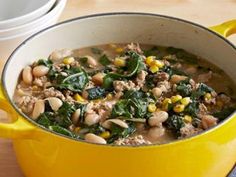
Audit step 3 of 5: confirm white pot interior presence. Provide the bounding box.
[3,13,236,99]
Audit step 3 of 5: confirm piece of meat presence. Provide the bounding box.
[180,123,202,137]
[201,115,218,129]
[43,87,65,100]
[155,72,169,82]
[114,135,151,145]
[135,70,148,88]
[113,80,137,92]
[197,71,212,83]
[126,43,143,54]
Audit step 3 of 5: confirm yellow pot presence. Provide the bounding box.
[1,13,236,177]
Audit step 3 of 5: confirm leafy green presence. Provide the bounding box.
[37,59,53,67]
[55,102,76,127]
[184,101,199,117]
[163,66,187,77]
[49,125,75,137]
[122,90,146,99]
[74,103,87,124]
[37,112,54,127]
[99,54,111,66]
[86,87,106,100]
[107,123,136,144]
[176,79,192,97]
[191,83,214,100]
[166,47,197,64]
[79,57,88,66]
[213,107,235,120]
[143,46,159,57]
[91,47,102,55]
[88,123,106,135]
[166,114,185,133]
[102,51,145,89]
[54,67,89,92]
[111,100,132,118]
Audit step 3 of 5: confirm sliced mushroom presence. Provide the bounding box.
[102,119,128,129]
[46,97,63,111]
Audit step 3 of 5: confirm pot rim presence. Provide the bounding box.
[2,12,236,148]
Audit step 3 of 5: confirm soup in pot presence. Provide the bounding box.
[13,43,236,145]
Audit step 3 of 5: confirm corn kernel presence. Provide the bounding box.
[180,97,191,106]
[99,131,111,139]
[183,115,192,123]
[32,85,38,91]
[162,98,172,111]
[173,104,185,113]
[204,93,212,100]
[171,95,182,103]
[74,127,81,133]
[151,60,164,68]
[63,57,75,65]
[148,103,157,113]
[115,47,124,53]
[106,93,113,100]
[149,65,159,73]
[74,93,85,102]
[145,56,155,66]
[114,57,126,67]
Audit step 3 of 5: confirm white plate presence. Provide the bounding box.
[0,0,56,29]
[0,0,67,61]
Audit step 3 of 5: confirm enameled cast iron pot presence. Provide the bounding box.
[0,13,236,177]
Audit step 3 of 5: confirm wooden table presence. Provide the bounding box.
[0,0,236,176]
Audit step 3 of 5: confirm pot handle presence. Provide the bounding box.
[0,85,36,139]
[209,19,236,37]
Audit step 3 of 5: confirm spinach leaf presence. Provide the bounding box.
[213,107,235,120]
[55,102,76,128]
[79,57,88,66]
[111,100,132,118]
[37,112,54,127]
[184,101,199,117]
[56,67,89,92]
[122,90,146,99]
[99,54,111,66]
[49,125,75,137]
[107,123,136,144]
[91,47,102,55]
[163,66,187,76]
[191,83,214,100]
[86,87,106,100]
[166,114,185,133]
[102,51,145,89]
[37,59,53,67]
[176,79,192,97]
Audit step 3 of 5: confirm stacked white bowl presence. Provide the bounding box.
[0,0,67,61]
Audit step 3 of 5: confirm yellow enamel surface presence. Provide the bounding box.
[210,19,236,37]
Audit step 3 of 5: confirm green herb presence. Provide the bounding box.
[49,125,75,137]
[111,100,132,118]
[37,59,53,67]
[184,101,199,117]
[86,87,106,100]
[79,57,88,65]
[163,66,187,76]
[91,47,102,55]
[99,54,111,66]
[213,107,235,120]
[88,123,106,135]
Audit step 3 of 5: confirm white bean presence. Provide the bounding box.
[148,111,169,127]
[84,133,106,144]
[32,100,45,120]
[102,119,128,129]
[72,109,81,125]
[148,127,165,140]
[50,49,73,61]
[151,87,162,98]
[22,66,33,85]
[32,65,49,77]
[85,55,97,68]
[47,97,63,111]
[170,74,188,84]
[84,113,100,126]
[92,72,105,86]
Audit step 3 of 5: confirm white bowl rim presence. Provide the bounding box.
[0,0,65,40]
[0,0,66,37]
[2,12,236,148]
[0,0,56,27]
